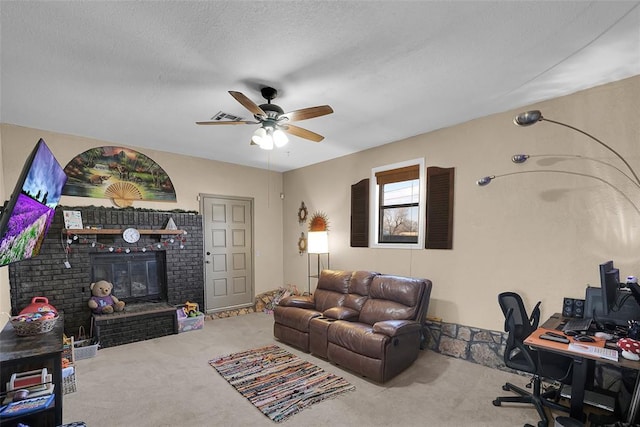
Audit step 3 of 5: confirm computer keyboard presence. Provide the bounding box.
[568,343,619,361]
[562,317,592,332]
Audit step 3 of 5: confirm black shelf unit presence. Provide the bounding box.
[0,315,64,427]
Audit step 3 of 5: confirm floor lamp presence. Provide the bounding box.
[307,231,329,295]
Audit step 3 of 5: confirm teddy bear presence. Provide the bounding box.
[88,280,125,314]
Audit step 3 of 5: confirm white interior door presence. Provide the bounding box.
[201,195,253,312]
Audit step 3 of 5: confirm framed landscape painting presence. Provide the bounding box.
[62,146,176,206]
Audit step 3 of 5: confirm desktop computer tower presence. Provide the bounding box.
[584,286,640,327]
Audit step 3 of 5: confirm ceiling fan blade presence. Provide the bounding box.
[280,105,333,122]
[229,91,266,116]
[282,124,324,142]
[196,120,258,125]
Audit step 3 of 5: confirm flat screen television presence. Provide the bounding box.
[0,139,67,266]
[599,260,619,315]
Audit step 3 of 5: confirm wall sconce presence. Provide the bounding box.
[513,110,639,185]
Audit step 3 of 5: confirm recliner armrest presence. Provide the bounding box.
[278,295,315,309]
[372,320,421,337]
[323,306,359,320]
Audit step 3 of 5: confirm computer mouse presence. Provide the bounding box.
[595,332,614,340]
[574,335,595,342]
[564,330,580,336]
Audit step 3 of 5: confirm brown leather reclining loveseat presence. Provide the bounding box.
[273,269,432,382]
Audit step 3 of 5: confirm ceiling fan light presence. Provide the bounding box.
[259,134,274,150]
[251,127,267,146]
[273,129,288,147]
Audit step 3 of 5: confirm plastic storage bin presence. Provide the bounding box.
[176,306,204,333]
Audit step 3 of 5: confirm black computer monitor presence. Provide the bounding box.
[599,260,619,315]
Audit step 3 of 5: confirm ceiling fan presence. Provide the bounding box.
[196,87,333,149]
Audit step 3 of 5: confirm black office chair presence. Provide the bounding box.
[493,292,573,427]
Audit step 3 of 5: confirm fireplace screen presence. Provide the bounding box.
[90,252,167,302]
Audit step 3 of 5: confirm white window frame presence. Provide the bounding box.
[369,158,425,249]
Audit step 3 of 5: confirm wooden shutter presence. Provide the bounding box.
[350,178,369,247]
[425,167,454,249]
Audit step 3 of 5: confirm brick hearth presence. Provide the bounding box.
[92,302,178,348]
[9,206,204,345]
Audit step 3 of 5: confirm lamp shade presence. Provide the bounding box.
[251,127,267,146]
[513,110,543,126]
[476,176,494,186]
[273,129,288,147]
[512,154,530,164]
[307,231,329,254]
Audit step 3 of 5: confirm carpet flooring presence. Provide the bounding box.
[63,312,556,426]
[210,344,355,422]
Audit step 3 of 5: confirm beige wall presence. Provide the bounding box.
[1,76,638,333]
[283,75,640,331]
[0,124,285,319]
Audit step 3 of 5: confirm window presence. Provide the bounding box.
[351,160,454,250]
[378,169,420,243]
[370,159,425,248]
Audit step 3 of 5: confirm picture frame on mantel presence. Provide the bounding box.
[63,210,83,229]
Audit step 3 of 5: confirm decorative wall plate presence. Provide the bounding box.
[298,232,307,254]
[298,201,308,224]
[308,211,329,231]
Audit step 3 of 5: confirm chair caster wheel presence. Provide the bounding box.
[537,421,547,427]
[492,399,501,406]
[502,384,510,391]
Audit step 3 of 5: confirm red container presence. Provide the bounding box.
[19,297,57,315]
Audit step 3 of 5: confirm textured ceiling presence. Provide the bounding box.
[1,1,639,172]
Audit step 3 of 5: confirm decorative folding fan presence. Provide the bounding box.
[104,182,143,207]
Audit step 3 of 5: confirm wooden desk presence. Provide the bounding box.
[525,313,640,423]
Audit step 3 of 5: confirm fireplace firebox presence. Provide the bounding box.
[90,252,167,303]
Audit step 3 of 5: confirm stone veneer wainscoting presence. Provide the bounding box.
[425,318,508,370]
[205,289,280,319]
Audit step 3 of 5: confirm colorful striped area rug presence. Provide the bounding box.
[209,344,355,423]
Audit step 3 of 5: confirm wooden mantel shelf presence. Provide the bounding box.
[63,229,186,235]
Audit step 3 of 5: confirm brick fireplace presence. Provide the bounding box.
[8,206,204,347]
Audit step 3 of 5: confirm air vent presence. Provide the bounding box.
[211,111,244,121]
